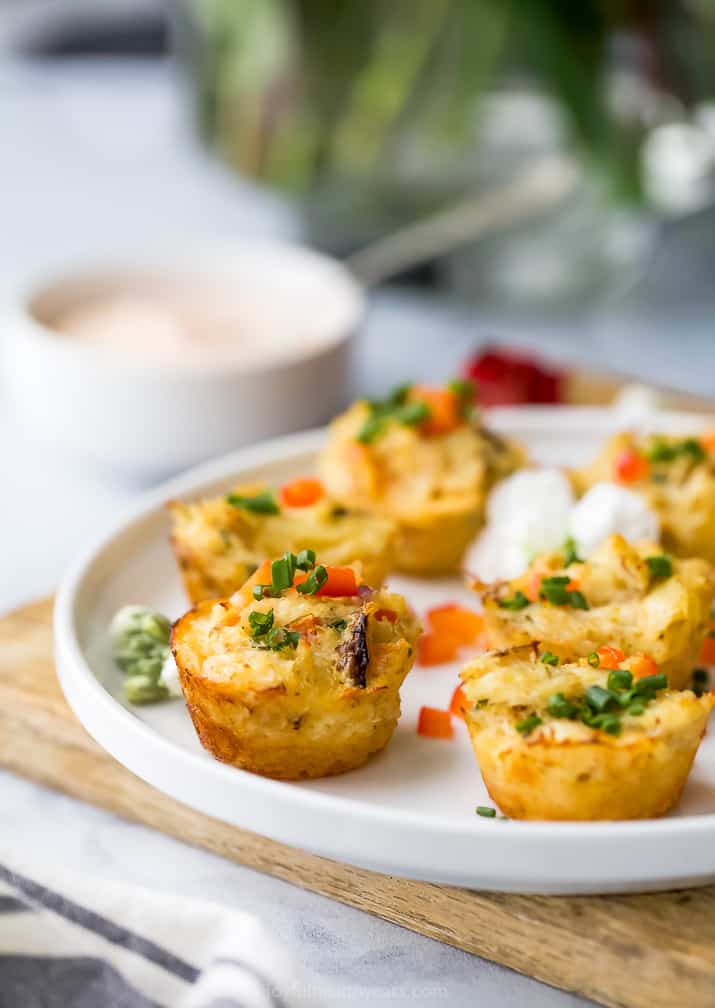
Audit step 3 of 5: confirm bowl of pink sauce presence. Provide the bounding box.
[4,240,364,473]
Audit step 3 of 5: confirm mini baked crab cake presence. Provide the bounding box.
[572,430,715,562]
[169,478,395,603]
[171,552,420,779]
[480,534,714,689]
[460,646,713,820]
[317,381,524,576]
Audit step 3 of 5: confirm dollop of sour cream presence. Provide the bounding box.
[159,653,183,698]
[466,469,660,581]
[569,481,659,558]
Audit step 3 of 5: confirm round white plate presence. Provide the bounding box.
[55,407,715,894]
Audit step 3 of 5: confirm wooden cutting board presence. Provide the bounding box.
[1,596,714,1008]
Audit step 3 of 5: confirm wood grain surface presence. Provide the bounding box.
[1,597,713,1008]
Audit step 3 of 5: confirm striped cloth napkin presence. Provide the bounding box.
[0,849,321,1007]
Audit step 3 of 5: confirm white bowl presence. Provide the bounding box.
[3,240,364,474]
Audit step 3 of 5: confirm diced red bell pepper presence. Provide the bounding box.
[596,645,626,670]
[614,449,649,484]
[418,633,458,667]
[449,684,468,719]
[280,477,325,508]
[417,706,454,739]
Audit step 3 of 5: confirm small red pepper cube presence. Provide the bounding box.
[614,449,648,484]
[417,706,454,739]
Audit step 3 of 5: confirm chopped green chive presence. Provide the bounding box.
[226,490,280,515]
[646,437,705,464]
[569,590,589,610]
[252,584,272,601]
[385,383,411,408]
[258,626,300,651]
[448,378,476,400]
[540,651,559,666]
[296,549,317,571]
[646,554,673,580]
[356,415,384,444]
[249,609,274,637]
[515,714,542,736]
[271,552,297,592]
[634,672,668,696]
[547,692,578,718]
[476,805,497,818]
[626,701,645,716]
[296,564,328,596]
[595,713,622,735]
[585,685,616,712]
[587,651,600,668]
[394,401,431,426]
[607,669,633,691]
[497,590,530,611]
[331,619,348,632]
[539,576,589,609]
[562,536,583,566]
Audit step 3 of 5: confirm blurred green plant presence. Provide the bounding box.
[188,0,715,209]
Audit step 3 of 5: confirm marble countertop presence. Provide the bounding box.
[6,52,712,1007]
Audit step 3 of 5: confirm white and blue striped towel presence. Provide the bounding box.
[0,849,321,1007]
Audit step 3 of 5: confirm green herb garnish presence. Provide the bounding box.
[356,415,385,444]
[539,576,589,609]
[497,590,530,611]
[568,590,589,610]
[295,564,328,596]
[249,609,274,637]
[393,401,431,426]
[248,607,299,651]
[258,626,300,651]
[633,672,668,696]
[226,490,280,515]
[646,437,705,465]
[607,669,633,691]
[515,714,543,736]
[562,536,583,566]
[646,554,673,580]
[448,378,476,400]
[585,684,616,712]
[545,666,667,737]
[331,619,348,632]
[296,549,317,571]
[476,805,497,818]
[271,552,298,592]
[540,651,559,666]
[587,652,600,668]
[354,383,437,442]
[547,692,578,718]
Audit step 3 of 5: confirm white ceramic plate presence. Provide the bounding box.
[55,408,715,894]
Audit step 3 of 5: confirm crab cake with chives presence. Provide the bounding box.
[460,645,713,821]
[479,534,714,689]
[171,551,420,779]
[169,477,395,604]
[572,430,715,563]
[318,380,524,576]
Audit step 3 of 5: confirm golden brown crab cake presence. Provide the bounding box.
[460,646,713,821]
[317,382,524,576]
[572,430,715,563]
[480,534,714,689]
[171,562,420,779]
[168,479,396,604]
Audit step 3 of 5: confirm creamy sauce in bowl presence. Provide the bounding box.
[28,250,363,370]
